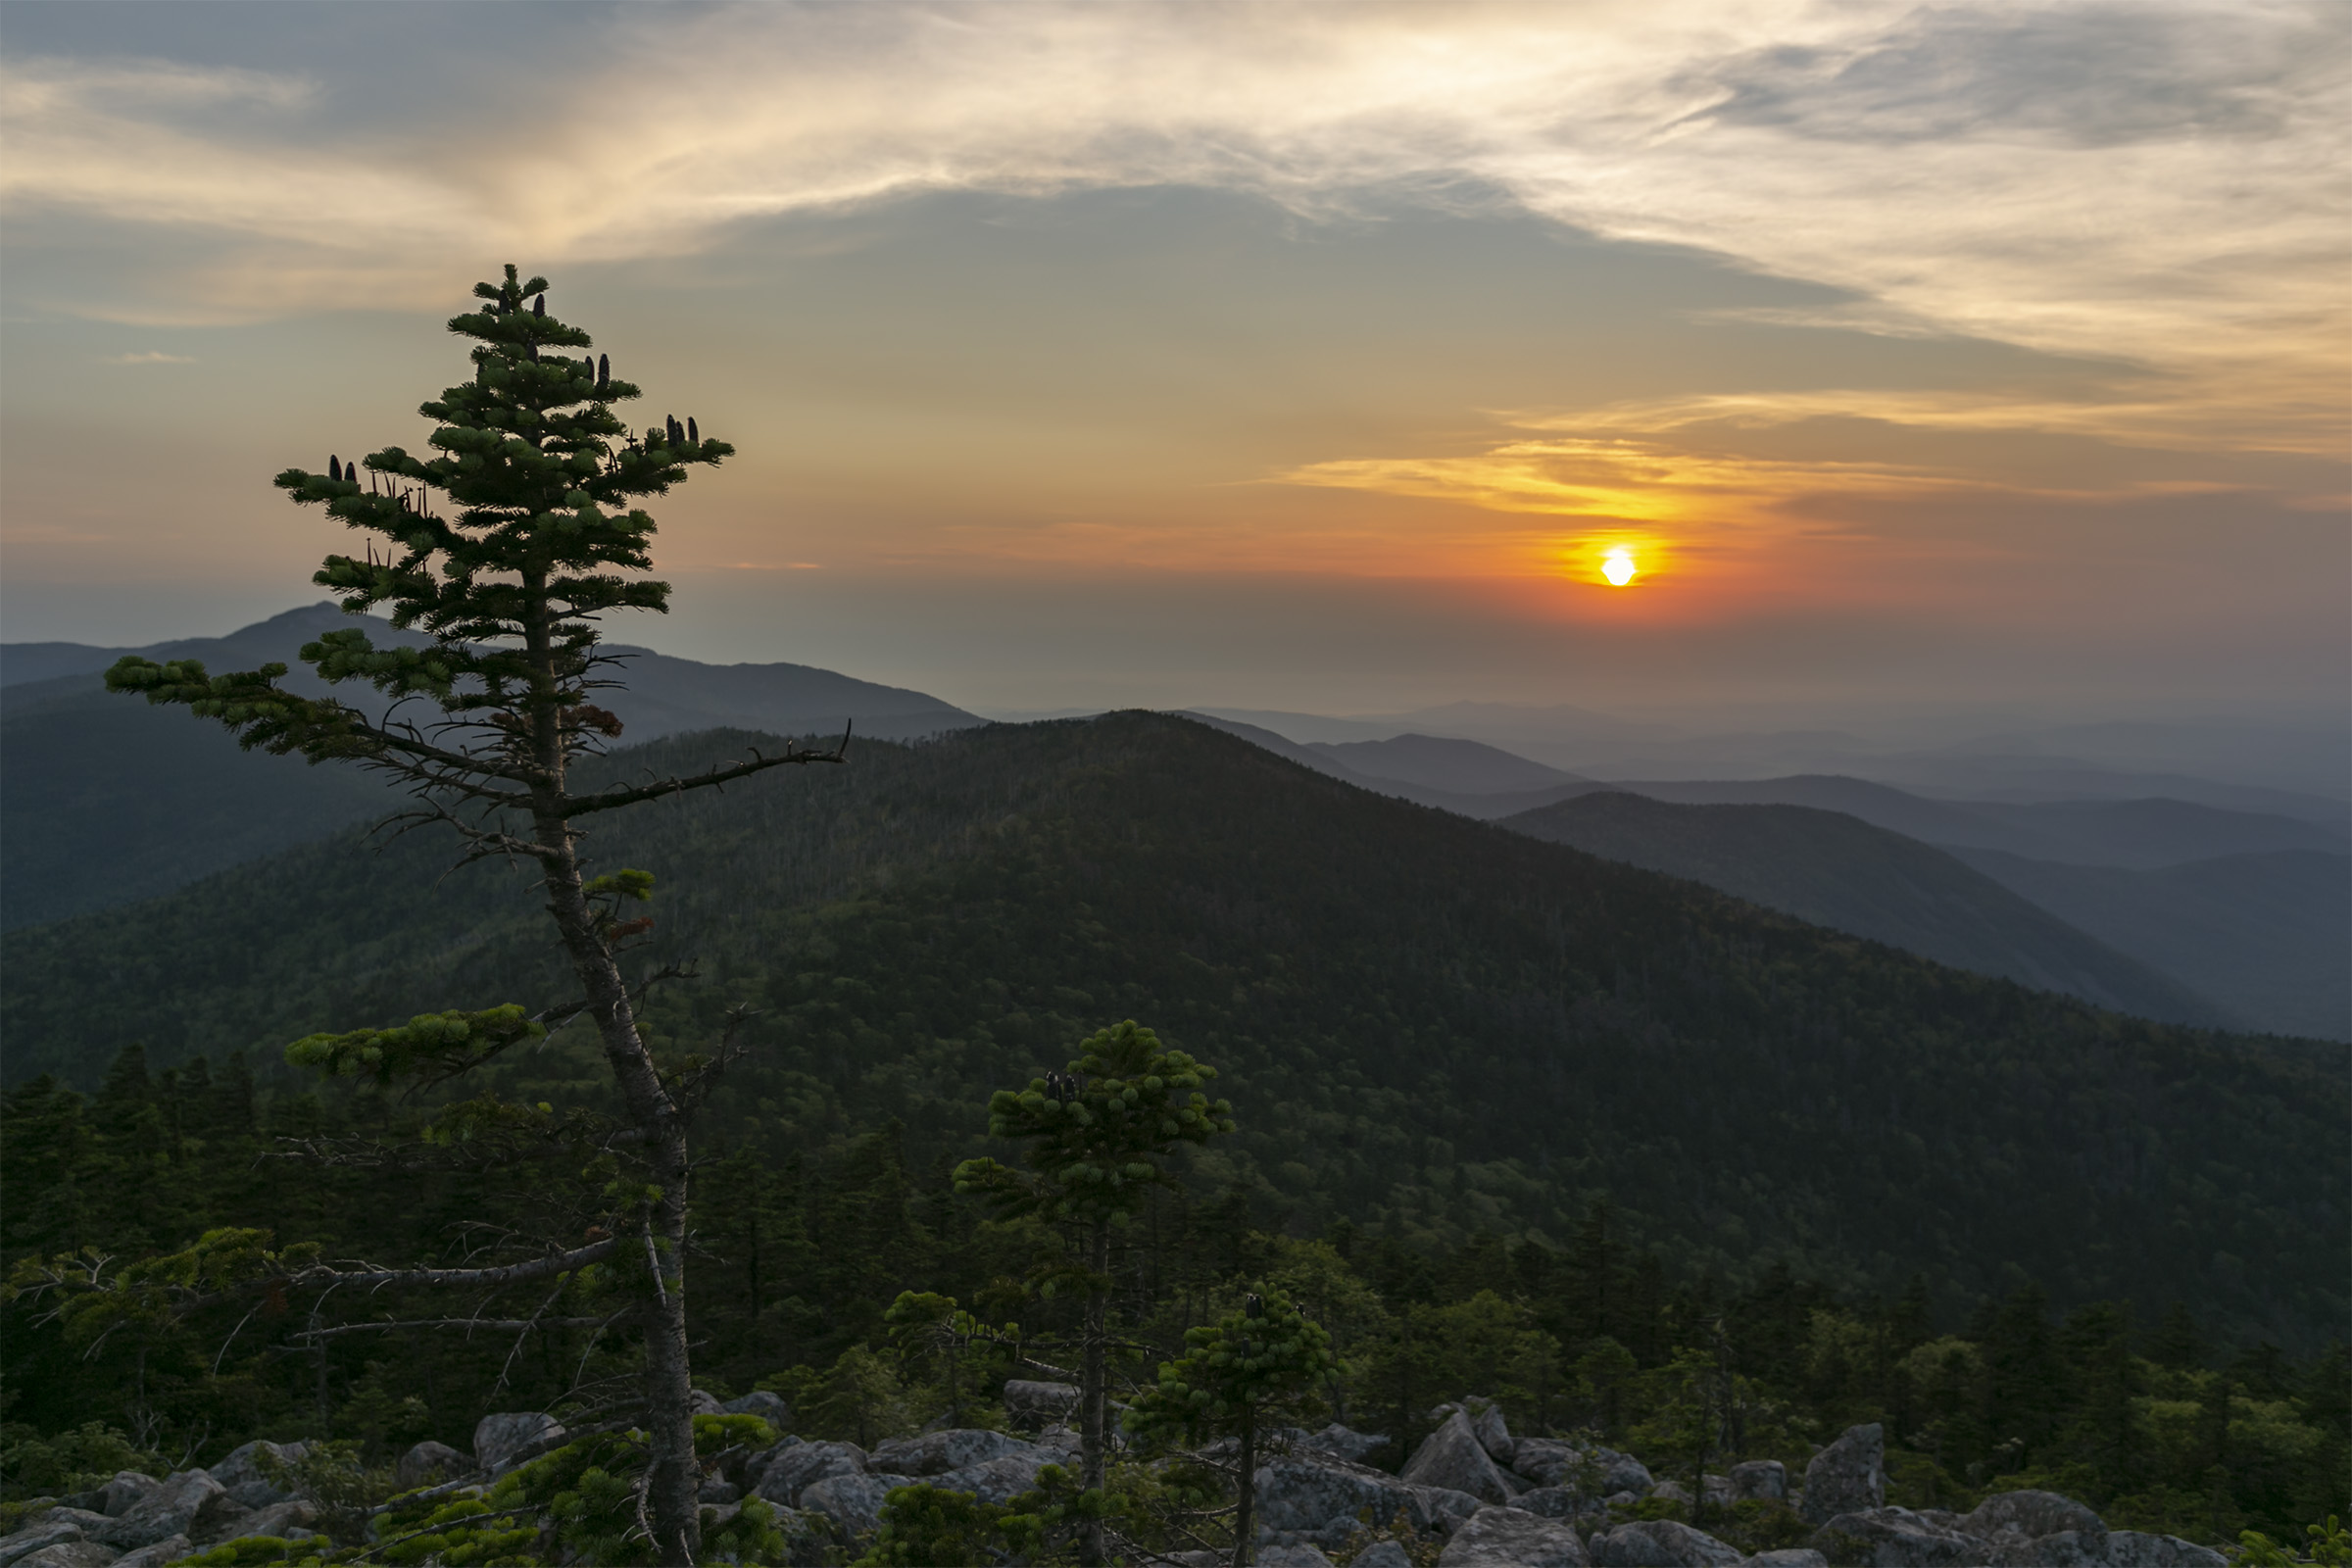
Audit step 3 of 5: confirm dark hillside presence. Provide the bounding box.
[2,712,2340,1346]
[1500,791,2226,1026]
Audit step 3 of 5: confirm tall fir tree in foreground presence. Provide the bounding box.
[93,265,842,1559]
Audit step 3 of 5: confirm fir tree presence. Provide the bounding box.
[87,264,844,1557]
[956,1020,1234,1566]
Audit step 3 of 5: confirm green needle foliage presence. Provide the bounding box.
[1127,1289,1344,1567]
[956,1019,1233,1564]
[74,263,848,1561]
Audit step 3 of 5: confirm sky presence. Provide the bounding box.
[1,0,2345,721]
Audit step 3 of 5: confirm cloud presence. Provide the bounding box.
[99,350,195,365]
[2,2,2340,447]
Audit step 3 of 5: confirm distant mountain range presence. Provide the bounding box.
[8,607,2345,1040]
[1500,792,2226,1029]
[0,605,980,929]
[5,712,2340,1343]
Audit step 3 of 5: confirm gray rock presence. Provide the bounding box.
[1744,1552,1828,1568]
[1811,1506,1982,1566]
[1799,1424,1884,1526]
[1989,1528,2108,1566]
[110,1538,195,1568]
[1512,1487,1595,1520]
[396,1440,466,1493]
[1604,1493,1637,1508]
[0,1518,105,1568]
[689,1388,727,1416]
[701,1479,742,1504]
[93,1470,230,1550]
[1589,1520,1743,1567]
[1253,1452,1480,1537]
[204,1498,318,1546]
[14,1544,118,1568]
[2106,1532,2229,1568]
[869,1429,1038,1477]
[1514,1442,1651,1498]
[1649,1481,1692,1505]
[800,1471,898,1539]
[1299,1424,1392,1465]
[740,1433,805,1491]
[1729,1459,1787,1502]
[207,1441,309,1510]
[1402,1411,1518,1506]
[1352,1544,1416,1568]
[1959,1492,2107,1558]
[472,1412,565,1476]
[97,1472,164,1518]
[1003,1379,1080,1429]
[931,1449,1058,1504]
[1434,1398,1514,1466]
[751,1440,867,1506]
[1437,1503,1591,1567]
[1257,1548,1337,1568]
[721,1391,793,1431]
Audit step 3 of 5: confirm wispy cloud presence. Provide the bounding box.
[98,350,195,365]
[3,2,2340,449]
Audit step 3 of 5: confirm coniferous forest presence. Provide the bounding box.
[1,267,2343,1566]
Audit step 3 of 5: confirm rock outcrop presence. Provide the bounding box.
[396,1439,466,1492]
[2107,1532,2229,1568]
[751,1440,867,1507]
[92,1470,233,1551]
[1298,1424,1391,1465]
[1962,1490,2110,1560]
[1003,1379,1080,1429]
[1435,1503,1591,1567]
[1811,1504,1984,1565]
[1589,1518,1745,1566]
[1730,1458,1788,1501]
[472,1411,564,1476]
[869,1428,1037,1476]
[1253,1451,1482,1537]
[1401,1409,1518,1505]
[1799,1422,1885,1525]
[799,1471,897,1538]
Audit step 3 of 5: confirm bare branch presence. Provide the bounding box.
[286,1315,618,1342]
[558,724,850,818]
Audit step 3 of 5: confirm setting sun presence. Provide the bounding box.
[1602,549,1638,586]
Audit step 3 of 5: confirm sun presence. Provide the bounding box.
[1601,548,1638,586]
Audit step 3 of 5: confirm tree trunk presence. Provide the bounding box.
[1232,1400,1256,1568]
[1080,1219,1110,1567]
[526,607,700,1562]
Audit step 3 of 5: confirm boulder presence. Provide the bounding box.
[722,1391,793,1431]
[1799,1423,1884,1526]
[111,1538,195,1568]
[473,1412,565,1476]
[93,1470,232,1550]
[1436,1504,1591,1567]
[1402,1410,1518,1505]
[1729,1459,1788,1502]
[741,1434,805,1491]
[208,1440,309,1510]
[869,1429,1038,1477]
[1513,1442,1651,1497]
[795,1476,894,1542]
[701,1479,742,1504]
[13,1544,118,1568]
[801,1471,898,1539]
[97,1472,164,1517]
[1299,1424,1392,1465]
[0,1517,107,1568]
[1003,1379,1080,1429]
[689,1388,727,1416]
[1649,1481,1692,1505]
[1959,1492,2108,1559]
[1257,1548,1337,1568]
[204,1498,319,1546]
[751,1440,867,1507]
[1512,1487,1592,1520]
[1253,1452,1480,1537]
[931,1450,1058,1504]
[2106,1532,2229,1568]
[1353,1544,1415,1568]
[396,1440,467,1493]
[1810,1506,1982,1566]
[1588,1520,1744,1567]
[1990,1530,2108,1566]
[1431,1398,1515,1466]
[1745,1553,1829,1568]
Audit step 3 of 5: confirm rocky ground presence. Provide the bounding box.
[0,1389,2233,1566]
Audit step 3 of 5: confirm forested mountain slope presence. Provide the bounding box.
[1499,792,2227,1027]
[2,713,2340,1346]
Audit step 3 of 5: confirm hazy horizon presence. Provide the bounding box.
[4,2,2345,722]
